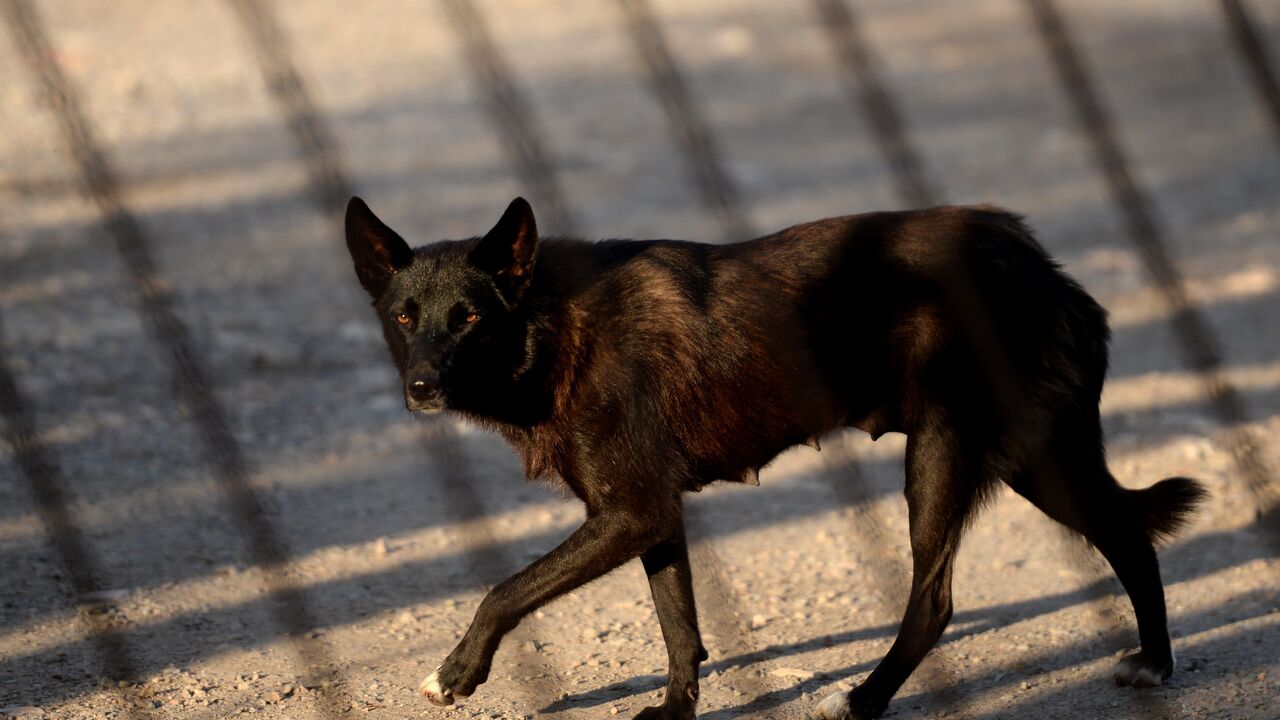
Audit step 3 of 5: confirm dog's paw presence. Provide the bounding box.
[1113,651,1174,688]
[632,704,695,720]
[419,667,472,706]
[812,689,886,720]
[813,691,851,720]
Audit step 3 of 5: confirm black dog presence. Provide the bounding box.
[344,196,1206,719]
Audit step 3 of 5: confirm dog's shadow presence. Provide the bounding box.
[540,625,891,713]
[540,536,1277,717]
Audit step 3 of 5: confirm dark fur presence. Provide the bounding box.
[344,197,1207,719]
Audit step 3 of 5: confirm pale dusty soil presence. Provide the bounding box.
[1,1,1278,719]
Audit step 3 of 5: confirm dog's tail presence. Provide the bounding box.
[1132,476,1209,545]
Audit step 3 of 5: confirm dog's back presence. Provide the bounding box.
[526,206,1111,492]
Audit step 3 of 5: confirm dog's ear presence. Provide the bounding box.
[345,197,413,298]
[469,197,538,302]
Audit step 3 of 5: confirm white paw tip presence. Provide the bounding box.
[1113,656,1167,688]
[419,669,454,705]
[814,690,849,719]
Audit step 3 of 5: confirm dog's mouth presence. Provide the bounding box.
[407,402,445,414]
[405,384,448,414]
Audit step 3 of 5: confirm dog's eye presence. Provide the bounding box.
[394,313,412,326]
[464,312,480,324]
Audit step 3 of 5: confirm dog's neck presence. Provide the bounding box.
[456,297,584,484]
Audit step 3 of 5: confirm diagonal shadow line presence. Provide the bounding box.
[814,0,1161,710]
[2,355,1250,641]
[413,416,574,707]
[0,2,348,716]
[548,573,1280,717]
[0,508,1266,709]
[1018,4,1280,714]
[810,431,970,716]
[1025,0,1278,549]
[812,3,1270,718]
[0,316,151,719]
[810,2,1161,713]
[615,0,758,243]
[612,2,962,714]
[971,615,1280,719]
[4,413,1274,647]
[225,0,354,215]
[226,0,572,711]
[807,2,1011,716]
[706,591,1277,720]
[683,515,782,715]
[547,610,999,713]
[1218,0,1280,159]
[7,7,1269,717]
[430,2,785,712]
[901,580,1280,717]
[437,0,580,237]
[812,0,941,210]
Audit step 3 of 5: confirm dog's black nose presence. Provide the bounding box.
[405,373,444,412]
[407,378,436,402]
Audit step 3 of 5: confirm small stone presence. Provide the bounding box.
[610,706,620,715]
[750,614,768,629]
[372,538,389,557]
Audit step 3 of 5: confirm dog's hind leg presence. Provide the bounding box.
[634,521,706,720]
[817,423,983,719]
[1005,408,1204,688]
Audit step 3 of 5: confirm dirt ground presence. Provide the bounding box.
[1,1,1278,718]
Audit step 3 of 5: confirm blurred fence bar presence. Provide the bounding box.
[1218,0,1280,157]
[413,418,571,709]
[1,2,348,715]
[1026,0,1278,549]
[813,0,940,209]
[617,0,757,242]
[1,0,1270,717]
[614,2,940,710]
[434,1,778,705]
[439,0,579,236]
[229,0,577,709]
[226,0,353,214]
[807,2,984,714]
[0,317,151,719]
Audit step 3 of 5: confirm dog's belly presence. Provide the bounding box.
[848,404,896,440]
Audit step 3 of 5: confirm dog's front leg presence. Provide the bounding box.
[420,511,655,706]
[634,522,706,720]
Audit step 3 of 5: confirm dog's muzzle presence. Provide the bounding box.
[405,373,445,413]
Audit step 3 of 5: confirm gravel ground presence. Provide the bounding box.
[1,1,1278,719]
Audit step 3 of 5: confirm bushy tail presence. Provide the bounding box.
[1134,476,1209,545]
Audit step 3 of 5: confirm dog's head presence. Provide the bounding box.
[345,196,539,415]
